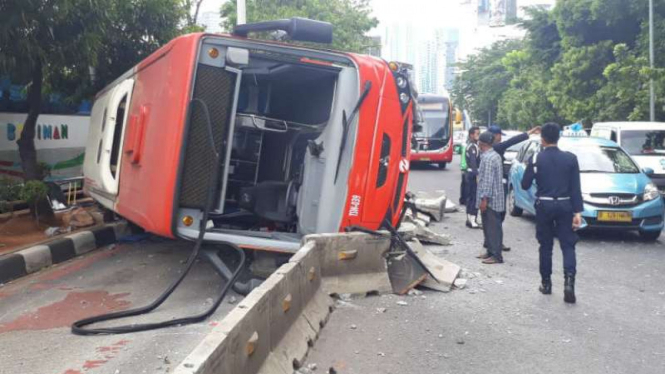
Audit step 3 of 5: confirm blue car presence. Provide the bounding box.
[507,136,665,241]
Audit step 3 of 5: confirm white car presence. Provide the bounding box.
[591,122,665,195]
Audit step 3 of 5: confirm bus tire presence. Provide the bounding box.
[438,162,447,169]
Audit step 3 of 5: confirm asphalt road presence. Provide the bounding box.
[1,155,663,374]
[304,155,665,374]
[0,238,243,374]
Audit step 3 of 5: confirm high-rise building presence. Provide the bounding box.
[380,21,460,95]
[199,11,223,33]
[366,36,382,57]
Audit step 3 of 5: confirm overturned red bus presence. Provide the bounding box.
[83,18,416,253]
[410,93,454,169]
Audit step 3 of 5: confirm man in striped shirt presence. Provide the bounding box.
[475,131,505,264]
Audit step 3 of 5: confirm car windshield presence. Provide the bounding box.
[566,145,640,174]
[416,110,450,139]
[621,130,665,156]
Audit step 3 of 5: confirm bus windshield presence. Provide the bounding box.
[417,106,450,139]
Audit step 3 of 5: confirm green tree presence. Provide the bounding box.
[454,0,665,127]
[220,0,378,53]
[0,0,187,181]
[451,40,522,126]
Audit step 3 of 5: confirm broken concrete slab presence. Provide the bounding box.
[453,278,468,290]
[408,240,460,292]
[398,219,452,246]
[386,252,427,295]
[445,199,458,213]
[413,224,452,246]
[413,190,447,222]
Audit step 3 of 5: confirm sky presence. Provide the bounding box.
[195,0,557,58]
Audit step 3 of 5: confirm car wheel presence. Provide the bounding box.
[508,186,523,217]
[639,230,661,242]
[438,162,447,169]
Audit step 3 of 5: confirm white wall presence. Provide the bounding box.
[0,113,90,179]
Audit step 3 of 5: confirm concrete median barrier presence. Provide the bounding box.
[175,232,395,374]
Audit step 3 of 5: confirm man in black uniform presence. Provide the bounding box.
[464,127,481,228]
[521,123,583,304]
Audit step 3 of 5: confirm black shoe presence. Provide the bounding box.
[539,278,552,295]
[502,245,511,252]
[564,274,576,304]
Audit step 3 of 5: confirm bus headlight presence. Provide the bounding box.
[644,183,659,201]
[400,92,409,103]
[397,76,407,89]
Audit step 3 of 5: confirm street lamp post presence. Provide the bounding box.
[649,0,655,122]
[237,0,246,25]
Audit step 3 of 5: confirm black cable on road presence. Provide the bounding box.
[72,99,245,335]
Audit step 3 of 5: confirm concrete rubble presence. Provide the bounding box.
[398,219,452,246]
[408,239,461,293]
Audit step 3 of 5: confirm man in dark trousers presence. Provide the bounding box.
[484,125,541,252]
[521,123,583,304]
[464,127,481,228]
[475,131,505,264]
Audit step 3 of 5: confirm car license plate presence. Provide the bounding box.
[597,211,632,222]
[421,157,430,161]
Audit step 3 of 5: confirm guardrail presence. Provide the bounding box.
[175,231,394,374]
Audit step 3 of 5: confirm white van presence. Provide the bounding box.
[590,122,665,194]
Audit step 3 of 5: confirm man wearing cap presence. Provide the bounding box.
[484,125,541,252]
[521,123,583,303]
[475,131,505,264]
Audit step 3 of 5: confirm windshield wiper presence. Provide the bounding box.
[334,80,372,182]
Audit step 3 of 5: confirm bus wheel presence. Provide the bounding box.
[438,162,447,169]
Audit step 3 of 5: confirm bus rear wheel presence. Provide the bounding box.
[437,162,447,169]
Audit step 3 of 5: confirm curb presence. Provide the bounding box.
[0,221,130,284]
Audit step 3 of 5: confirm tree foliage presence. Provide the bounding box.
[220,0,378,53]
[452,0,665,128]
[0,0,188,180]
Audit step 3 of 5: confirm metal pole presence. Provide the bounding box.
[649,0,655,121]
[237,0,246,25]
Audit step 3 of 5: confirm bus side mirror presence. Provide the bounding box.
[413,123,423,133]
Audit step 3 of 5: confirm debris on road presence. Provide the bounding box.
[413,190,448,221]
[398,219,452,245]
[407,288,423,296]
[350,324,358,330]
[408,240,461,292]
[454,278,468,289]
[396,301,409,306]
[376,307,387,313]
[386,251,427,295]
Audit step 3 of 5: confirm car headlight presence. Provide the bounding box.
[644,183,659,201]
